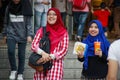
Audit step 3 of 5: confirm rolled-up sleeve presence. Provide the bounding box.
[31,28,42,52]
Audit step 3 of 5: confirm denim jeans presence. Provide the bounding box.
[34,10,47,33]
[7,39,26,74]
[61,12,67,25]
[73,12,88,37]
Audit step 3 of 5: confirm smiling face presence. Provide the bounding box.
[47,10,57,25]
[89,23,99,36]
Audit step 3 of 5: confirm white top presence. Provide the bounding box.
[107,39,120,68]
[34,0,51,12]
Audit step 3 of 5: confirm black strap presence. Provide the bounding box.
[43,27,46,37]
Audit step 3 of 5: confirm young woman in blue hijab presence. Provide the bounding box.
[77,20,110,79]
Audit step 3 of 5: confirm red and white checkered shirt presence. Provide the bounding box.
[31,28,69,80]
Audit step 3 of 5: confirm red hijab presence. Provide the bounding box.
[46,8,67,52]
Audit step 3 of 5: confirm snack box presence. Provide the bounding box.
[73,41,88,56]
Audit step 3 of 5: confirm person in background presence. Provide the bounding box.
[68,0,91,41]
[91,2,111,37]
[2,0,33,80]
[77,20,110,79]
[31,8,69,80]
[106,39,120,80]
[109,0,120,39]
[53,0,67,25]
[34,0,51,33]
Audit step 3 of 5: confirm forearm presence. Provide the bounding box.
[26,16,33,37]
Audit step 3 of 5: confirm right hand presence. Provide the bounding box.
[41,1,50,5]
[37,52,51,64]
[77,51,84,58]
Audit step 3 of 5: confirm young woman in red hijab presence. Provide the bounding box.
[31,8,69,80]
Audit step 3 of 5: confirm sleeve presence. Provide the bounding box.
[107,42,118,61]
[35,0,43,3]
[78,57,84,62]
[31,28,43,53]
[26,16,33,37]
[93,10,99,17]
[2,7,9,37]
[53,32,69,60]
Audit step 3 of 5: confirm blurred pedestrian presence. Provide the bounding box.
[2,0,33,80]
[91,2,111,37]
[53,0,67,25]
[34,0,51,33]
[109,0,120,39]
[68,0,91,41]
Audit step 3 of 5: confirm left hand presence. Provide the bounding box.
[95,49,102,57]
[27,36,32,43]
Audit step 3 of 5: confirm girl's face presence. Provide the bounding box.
[13,0,20,4]
[47,10,57,25]
[88,23,99,36]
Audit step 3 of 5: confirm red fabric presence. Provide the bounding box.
[46,8,67,52]
[93,9,110,27]
[32,30,69,80]
[73,0,87,9]
[31,8,69,80]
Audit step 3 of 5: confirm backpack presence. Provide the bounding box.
[28,27,52,76]
[73,0,87,9]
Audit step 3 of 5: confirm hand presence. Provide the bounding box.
[95,49,102,57]
[27,36,32,43]
[77,51,84,58]
[41,1,50,5]
[36,52,51,64]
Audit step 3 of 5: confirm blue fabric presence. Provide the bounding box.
[82,20,110,70]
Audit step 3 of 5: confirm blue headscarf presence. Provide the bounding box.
[82,20,110,70]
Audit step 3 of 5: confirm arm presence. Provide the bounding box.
[31,28,43,53]
[26,16,33,43]
[2,7,9,37]
[53,32,69,60]
[106,7,111,14]
[31,28,51,63]
[2,7,9,43]
[106,40,119,80]
[91,6,94,13]
[41,1,50,5]
[109,0,114,7]
[106,59,118,80]
[35,0,50,5]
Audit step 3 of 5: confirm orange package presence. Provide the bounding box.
[94,41,101,54]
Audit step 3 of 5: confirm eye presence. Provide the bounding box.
[48,13,57,16]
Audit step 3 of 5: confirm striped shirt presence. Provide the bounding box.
[31,28,69,80]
